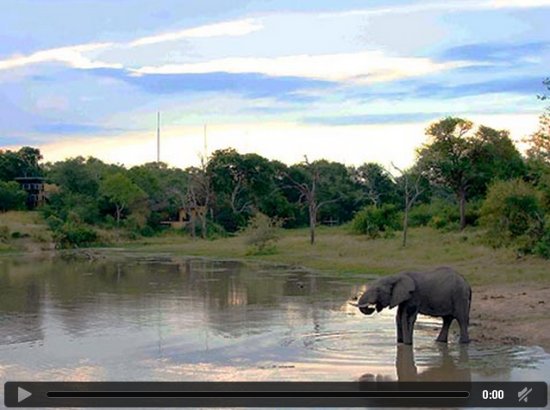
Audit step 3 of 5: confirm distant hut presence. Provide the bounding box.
[14,177,46,209]
[161,205,206,229]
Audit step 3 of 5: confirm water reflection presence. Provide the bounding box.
[359,344,471,382]
[0,255,548,389]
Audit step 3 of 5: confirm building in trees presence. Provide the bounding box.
[15,177,46,209]
[161,205,206,231]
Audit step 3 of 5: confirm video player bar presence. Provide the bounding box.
[4,381,548,407]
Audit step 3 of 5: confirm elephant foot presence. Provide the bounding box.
[397,338,403,343]
[403,341,413,345]
[435,337,448,343]
[459,337,470,344]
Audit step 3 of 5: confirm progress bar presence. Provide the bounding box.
[4,381,548,408]
[46,390,469,398]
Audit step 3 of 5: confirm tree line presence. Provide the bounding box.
[1,81,549,256]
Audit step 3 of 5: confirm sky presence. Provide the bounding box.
[1,0,549,169]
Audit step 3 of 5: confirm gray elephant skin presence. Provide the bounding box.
[354,267,471,345]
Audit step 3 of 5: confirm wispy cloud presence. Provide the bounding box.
[440,41,550,62]
[131,51,471,84]
[0,43,120,71]
[90,68,332,99]
[128,18,263,47]
[0,18,263,72]
[321,0,550,18]
[33,123,126,135]
[302,112,444,126]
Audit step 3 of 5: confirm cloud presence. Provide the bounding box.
[33,123,126,135]
[321,0,550,17]
[411,76,546,99]
[440,42,550,62]
[131,51,470,84]
[302,113,445,126]
[90,68,333,99]
[0,43,120,71]
[487,0,550,8]
[0,17,263,72]
[128,18,263,47]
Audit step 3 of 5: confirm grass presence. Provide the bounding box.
[1,211,547,286]
[0,211,53,252]
[125,225,550,286]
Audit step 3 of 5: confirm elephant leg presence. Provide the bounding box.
[457,315,470,344]
[402,309,417,345]
[400,308,412,345]
[406,311,418,345]
[436,315,453,343]
[396,306,404,343]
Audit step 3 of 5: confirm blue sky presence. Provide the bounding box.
[1,0,549,168]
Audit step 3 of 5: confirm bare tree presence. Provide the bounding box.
[185,156,213,239]
[391,163,424,247]
[286,157,340,245]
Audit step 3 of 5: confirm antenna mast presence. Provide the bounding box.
[156,112,160,163]
[203,123,208,158]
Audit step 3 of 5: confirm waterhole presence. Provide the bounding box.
[0,255,548,392]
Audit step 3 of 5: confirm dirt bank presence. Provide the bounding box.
[470,283,550,352]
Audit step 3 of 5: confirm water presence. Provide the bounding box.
[0,254,548,402]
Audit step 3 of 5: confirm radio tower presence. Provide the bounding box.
[156,112,161,163]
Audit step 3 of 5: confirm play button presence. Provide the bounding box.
[17,387,32,403]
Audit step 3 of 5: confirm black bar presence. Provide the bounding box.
[47,390,469,398]
[5,381,548,407]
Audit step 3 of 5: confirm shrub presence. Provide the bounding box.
[46,215,64,231]
[351,204,401,238]
[480,179,546,254]
[53,223,99,248]
[205,220,228,240]
[0,181,26,211]
[0,225,9,242]
[243,213,281,254]
[407,203,433,227]
[407,198,480,230]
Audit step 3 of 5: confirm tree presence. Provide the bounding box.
[417,118,523,230]
[471,126,526,196]
[128,162,188,228]
[417,117,476,230]
[480,179,546,254]
[391,164,424,247]
[47,157,101,196]
[0,146,43,181]
[99,173,147,224]
[286,158,342,245]
[0,181,26,211]
[185,158,213,239]
[351,163,398,207]
[525,112,550,165]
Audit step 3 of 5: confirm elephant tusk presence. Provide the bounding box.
[348,301,371,308]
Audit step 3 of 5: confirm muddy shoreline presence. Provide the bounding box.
[470,284,550,352]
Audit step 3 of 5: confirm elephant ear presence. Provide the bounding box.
[390,275,416,308]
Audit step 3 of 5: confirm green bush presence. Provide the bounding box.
[53,223,99,248]
[351,204,401,238]
[11,231,29,239]
[205,220,228,240]
[46,215,64,231]
[243,213,281,253]
[0,225,9,242]
[0,181,27,211]
[480,179,547,255]
[407,203,433,227]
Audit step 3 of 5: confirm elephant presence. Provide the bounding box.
[352,267,471,345]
